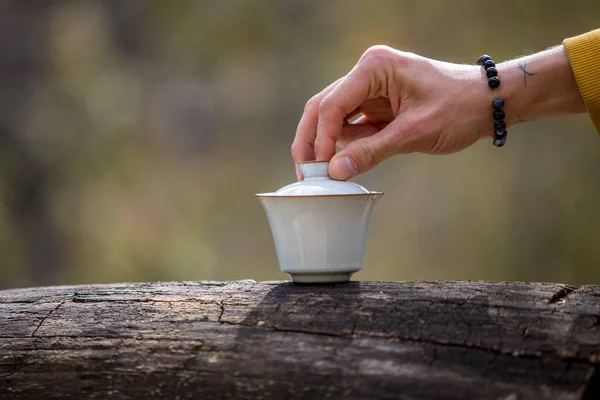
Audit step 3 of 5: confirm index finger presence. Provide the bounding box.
[291,78,343,164]
[314,67,371,161]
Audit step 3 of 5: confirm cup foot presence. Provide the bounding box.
[290,272,353,283]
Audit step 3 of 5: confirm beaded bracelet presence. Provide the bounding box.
[477,54,507,147]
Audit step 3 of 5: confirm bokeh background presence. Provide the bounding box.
[1,0,599,290]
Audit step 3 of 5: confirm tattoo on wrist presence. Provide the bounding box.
[518,62,536,87]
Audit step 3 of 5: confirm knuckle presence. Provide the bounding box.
[290,141,300,154]
[359,46,417,72]
[362,45,392,60]
[318,96,333,114]
[304,95,320,113]
[357,46,396,79]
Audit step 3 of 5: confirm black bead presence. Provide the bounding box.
[493,131,507,147]
[488,76,501,89]
[483,60,496,69]
[494,120,507,132]
[493,134,507,147]
[492,98,505,109]
[477,54,493,65]
[486,67,498,78]
[493,110,505,121]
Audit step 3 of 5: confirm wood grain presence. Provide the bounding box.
[1,280,599,399]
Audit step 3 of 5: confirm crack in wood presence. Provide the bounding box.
[107,338,125,394]
[254,324,592,364]
[109,338,124,364]
[0,299,42,304]
[217,295,233,323]
[30,300,66,337]
[71,298,222,304]
[549,285,577,305]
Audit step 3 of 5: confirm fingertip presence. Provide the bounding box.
[295,164,304,181]
[329,154,357,181]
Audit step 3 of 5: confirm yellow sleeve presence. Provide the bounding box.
[563,29,600,133]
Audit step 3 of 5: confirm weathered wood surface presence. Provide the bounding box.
[1,280,599,399]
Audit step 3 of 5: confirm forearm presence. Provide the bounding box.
[498,46,585,126]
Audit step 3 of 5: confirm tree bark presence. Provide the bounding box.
[1,280,599,399]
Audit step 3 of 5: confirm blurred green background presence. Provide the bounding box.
[1,0,599,289]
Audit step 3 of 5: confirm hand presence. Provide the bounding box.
[291,45,584,180]
[292,45,492,180]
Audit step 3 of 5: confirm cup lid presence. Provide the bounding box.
[258,161,381,197]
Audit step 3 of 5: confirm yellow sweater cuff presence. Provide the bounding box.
[564,29,600,133]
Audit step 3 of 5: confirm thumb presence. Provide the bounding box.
[329,130,393,180]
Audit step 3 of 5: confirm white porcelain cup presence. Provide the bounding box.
[257,161,383,283]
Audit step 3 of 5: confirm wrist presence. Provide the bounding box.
[496,45,585,126]
[496,60,534,126]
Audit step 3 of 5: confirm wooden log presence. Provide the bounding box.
[0,280,599,399]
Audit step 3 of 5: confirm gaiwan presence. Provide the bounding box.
[256,161,383,283]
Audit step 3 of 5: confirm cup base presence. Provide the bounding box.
[290,272,353,283]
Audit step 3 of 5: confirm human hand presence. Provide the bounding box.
[292,44,585,181]
[291,45,493,180]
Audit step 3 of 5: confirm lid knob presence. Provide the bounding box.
[262,160,376,196]
[299,161,329,179]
